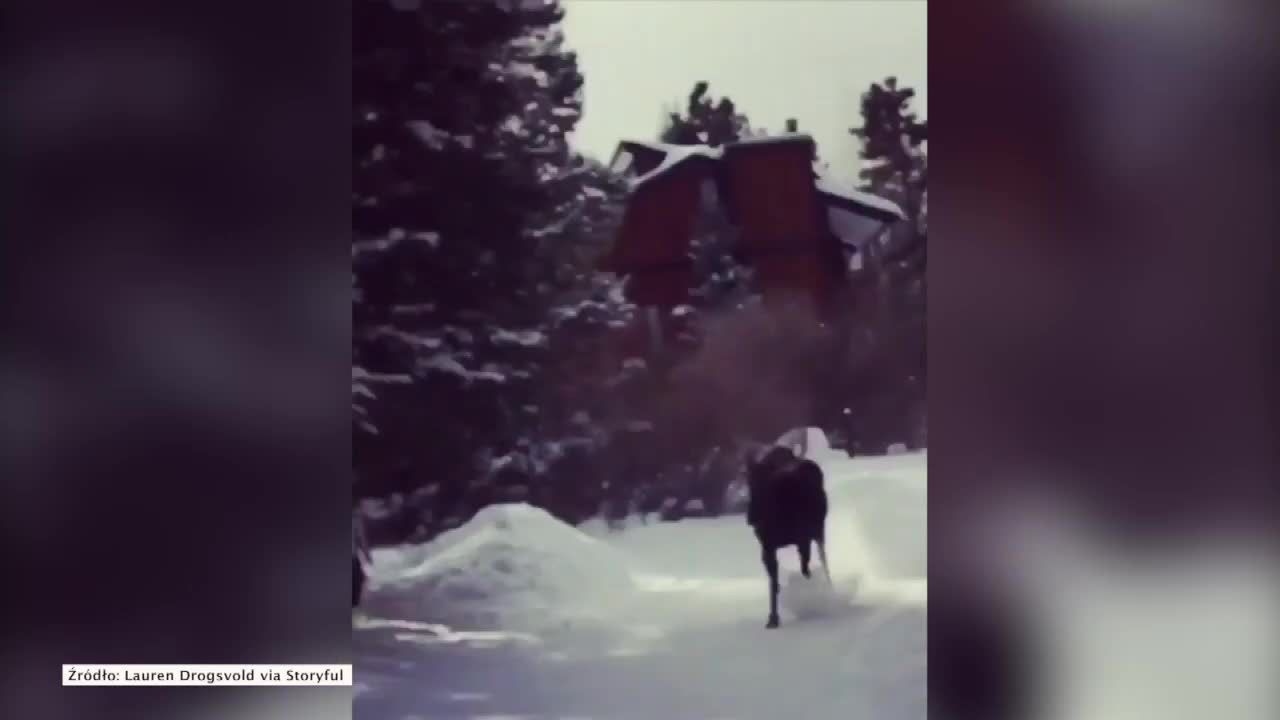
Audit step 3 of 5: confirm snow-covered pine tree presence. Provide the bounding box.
[499,154,638,525]
[353,0,629,536]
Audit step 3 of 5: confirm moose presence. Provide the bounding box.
[746,443,831,628]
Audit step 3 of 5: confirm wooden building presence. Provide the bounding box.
[601,131,904,358]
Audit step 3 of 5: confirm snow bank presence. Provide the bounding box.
[365,504,635,634]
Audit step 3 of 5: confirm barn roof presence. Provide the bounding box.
[730,132,816,149]
[813,171,906,225]
[608,137,906,257]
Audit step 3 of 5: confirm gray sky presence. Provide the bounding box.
[563,0,926,184]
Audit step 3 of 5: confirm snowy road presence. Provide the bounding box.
[355,451,926,720]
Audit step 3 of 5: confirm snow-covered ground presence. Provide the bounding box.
[354,448,926,720]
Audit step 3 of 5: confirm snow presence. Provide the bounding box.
[499,61,551,88]
[390,304,435,317]
[352,366,411,385]
[815,172,906,223]
[360,495,402,521]
[352,229,440,258]
[773,426,838,460]
[356,451,926,719]
[829,205,886,248]
[406,120,450,150]
[730,131,815,148]
[421,354,507,384]
[524,203,584,239]
[371,326,443,350]
[411,231,440,248]
[490,328,548,348]
[500,115,525,136]
[609,149,634,175]
[364,504,634,634]
[782,569,855,620]
[624,141,723,190]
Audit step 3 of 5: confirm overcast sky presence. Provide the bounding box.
[562,0,926,184]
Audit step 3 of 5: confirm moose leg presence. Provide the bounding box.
[816,537,832,584]
[762,545,780,628]
[798,540,812,578]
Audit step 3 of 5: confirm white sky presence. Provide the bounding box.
[562,0,926,184]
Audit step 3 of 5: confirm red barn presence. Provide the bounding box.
[721,135,838,313]
[601,133,904,357]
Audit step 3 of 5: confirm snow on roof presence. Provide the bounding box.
[614,141,722,190]
[814,172,906,223]
[609,138,905,228]
[728,132,816,149]
[827,206,885,248]
[618,140,720,158]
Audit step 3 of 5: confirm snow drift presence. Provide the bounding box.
[773,425,844,464]
[363,503,634,634]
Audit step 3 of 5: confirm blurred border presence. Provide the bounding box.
[3,2,352,719]
[929,2,1279,719]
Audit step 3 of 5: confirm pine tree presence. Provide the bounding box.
[353,0,630,536]
[847,77,928,449]
[660,82,752,147]
[657,83,757,312]
[851,76,927,231]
